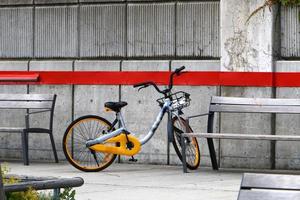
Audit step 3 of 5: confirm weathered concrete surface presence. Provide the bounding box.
[74,60,120,122]
[221,0,276,72]
[171,60,220,167]
[219,0,276,169]
[275,61,300,169]
[7,162,242,200]
[0,61,28,160]
[28,61,73,161]
[121,61,170,164]
[220,87,273,169]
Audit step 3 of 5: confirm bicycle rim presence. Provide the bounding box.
[63,115,117,172]
[172,117,200,170]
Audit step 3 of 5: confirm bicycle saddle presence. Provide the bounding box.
[105,101,128,112]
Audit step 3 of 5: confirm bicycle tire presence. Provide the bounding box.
[63,115,117,172]
[172,116,200,170]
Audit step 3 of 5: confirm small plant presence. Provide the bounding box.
[1,164,77,200]
[59,188,76,200]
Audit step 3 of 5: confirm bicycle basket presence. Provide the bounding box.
[156,91,191,111]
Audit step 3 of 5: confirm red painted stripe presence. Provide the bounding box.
[0,73,39,81]
[0,71,299,87]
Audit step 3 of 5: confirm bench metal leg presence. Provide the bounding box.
[181,134,188,173]
[53,188,60,200]
[21,131,29,165]
[207,138,218,170]
[49,133,59,163]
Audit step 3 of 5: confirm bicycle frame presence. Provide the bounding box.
[86,100,174,148]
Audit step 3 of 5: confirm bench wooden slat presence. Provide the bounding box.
[0,101,53,109]
[0,94,54,101]
[210,104,300,113]
[241,173,300,190]
[211,96,300,106]
[238,190,300,200]
[182,133,300,141]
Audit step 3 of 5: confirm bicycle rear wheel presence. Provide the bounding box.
[63,115,117,172]
[172,116,200,170]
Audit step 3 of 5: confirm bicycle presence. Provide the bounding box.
[63,66,200,172]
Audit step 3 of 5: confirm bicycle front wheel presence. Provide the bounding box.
[172,117,200,170]
[63,115,117,172]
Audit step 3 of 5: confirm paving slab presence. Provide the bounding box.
[5,162,242,200]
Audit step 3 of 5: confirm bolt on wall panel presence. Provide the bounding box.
[80,5,126,58]
[0,7,33,58]
[34,6,78,58]
[281,6,300,58]
[127,3,175,57]
[176,2,220,58]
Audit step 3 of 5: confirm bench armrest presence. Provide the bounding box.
[187,113,210,120]
[27,109,51,115]
[25,110,51,129]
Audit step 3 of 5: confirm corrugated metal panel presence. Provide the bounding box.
[35,6,78,58]
[80,4,126,58]
[281,6,300,58]
[35,0,77,4]
[176,2,220,58]
[80,0,124,2]
[0,0,33,5]
[127,3,175,57]
[0,7,33,58]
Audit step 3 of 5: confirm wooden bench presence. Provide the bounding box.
[0,94,58,165]
[181,96,300,172]
[238,173,300,200]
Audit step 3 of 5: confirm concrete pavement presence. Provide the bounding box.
[5,162,243,200]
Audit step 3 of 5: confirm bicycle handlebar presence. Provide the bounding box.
[133,66,186,96]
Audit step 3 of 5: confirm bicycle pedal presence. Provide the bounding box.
[129,157,138,162]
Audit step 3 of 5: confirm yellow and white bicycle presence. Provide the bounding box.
[63,66,200,172]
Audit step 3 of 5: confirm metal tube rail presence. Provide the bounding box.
[3,175,84,198]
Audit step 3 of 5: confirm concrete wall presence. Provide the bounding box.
[0,0,299,170]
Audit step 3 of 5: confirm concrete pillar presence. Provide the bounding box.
[221,0,275,72]
[220,0,277,168]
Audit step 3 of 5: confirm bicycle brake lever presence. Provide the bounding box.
[138,85,149,92]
